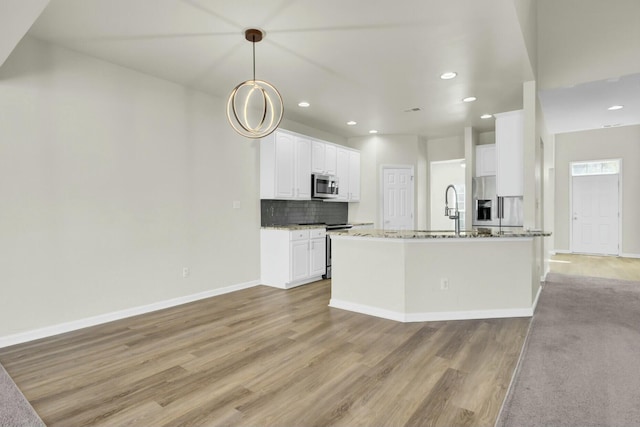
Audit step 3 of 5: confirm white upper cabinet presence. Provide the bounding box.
[494,109,524,196]
[335,147,360,202]
[311,140,326,174]
[348,150,361,201]
[311,140,337,176]
[324,143,337,175]
[261,129,359,202]
[335,147,350,201]
[475,144,496,177]
[260,130,312,200]
[295,136,311,199]
[273,131,295,199]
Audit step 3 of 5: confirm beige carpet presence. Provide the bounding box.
[0,363,45,427]
[497,273,640,426]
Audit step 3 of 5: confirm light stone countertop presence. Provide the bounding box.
[329,228,551,239]
[261,222,374,231]
[261,224,326,230]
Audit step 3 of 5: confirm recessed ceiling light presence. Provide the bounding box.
[298,101,310,108]
[346,121,357,126]
[607,105,624,111]
[369,130,378,134]
[480,114,493,119]
[440,72,457,80]
[463,96,477,103]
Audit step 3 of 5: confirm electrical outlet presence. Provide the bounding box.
[233,200,241,209]
[440,278,449,290]
[182,267,190,278]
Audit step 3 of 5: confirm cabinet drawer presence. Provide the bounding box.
[310,228,326,239]
[290,230,310,241]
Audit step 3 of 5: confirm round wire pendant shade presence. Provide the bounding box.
[226,79,283,139]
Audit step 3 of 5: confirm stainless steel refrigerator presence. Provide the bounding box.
[472,176,523,227]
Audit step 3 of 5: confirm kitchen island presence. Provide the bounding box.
[329,229,550,322]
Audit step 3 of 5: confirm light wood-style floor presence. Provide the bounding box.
[549,253,640,281]
[0,280,529,427]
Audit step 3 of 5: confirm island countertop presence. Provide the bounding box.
[329,228,551,239]
[329,229,547,323]
[261,222,374,231]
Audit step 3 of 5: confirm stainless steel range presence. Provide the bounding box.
[323,224,352,279]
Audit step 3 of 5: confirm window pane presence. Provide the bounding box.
[572,164,588,175]
[602,161,619,174]
[572,160,619,176]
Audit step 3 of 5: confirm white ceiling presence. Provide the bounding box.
[539,73,640,135]
[22,0,640,138]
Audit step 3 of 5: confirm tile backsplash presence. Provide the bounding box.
[261,200,348,226]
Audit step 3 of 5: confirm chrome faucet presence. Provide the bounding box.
[444,184,461,236]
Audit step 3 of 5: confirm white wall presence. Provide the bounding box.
[347,134,427,229]
[279,119,347,146]
[477,131,495,146]
[0,36,268,338]
[538,98,555,278]
[554,125,640,256]
[426,135,464,162]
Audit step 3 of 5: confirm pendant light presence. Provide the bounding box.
[226,28,284,139]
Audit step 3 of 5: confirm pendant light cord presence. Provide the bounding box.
[252,35,256,82]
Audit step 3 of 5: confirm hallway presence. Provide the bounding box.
[549,253,640,282]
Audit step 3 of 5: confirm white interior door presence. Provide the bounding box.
[382,167,414,230]
[571,174,619,255]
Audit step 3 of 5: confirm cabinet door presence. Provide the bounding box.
[335,147,350,201]
[311,140,326,174]
[348,150,360,201]
[495,110,524,196]
[309,237,326,277]
[274,132,296,199]
[295,137,312,199]
[290,240,309,281]
[325,144,337,175]
[475,144,496,177]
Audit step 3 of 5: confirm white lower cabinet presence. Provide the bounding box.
[309,235,326,277]
[290,238,310,282]
[261,228,326,289]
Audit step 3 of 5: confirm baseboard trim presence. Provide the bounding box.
[532,284,542,313]
[263,275,325,290]
[329,299,406,321]
[621,253,640,259]
[0,279,260,349]
[329,299,533,323]
[552,249,571,254]
[552,250,640,259]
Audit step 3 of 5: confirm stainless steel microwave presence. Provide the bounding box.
[312,174,339,199]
